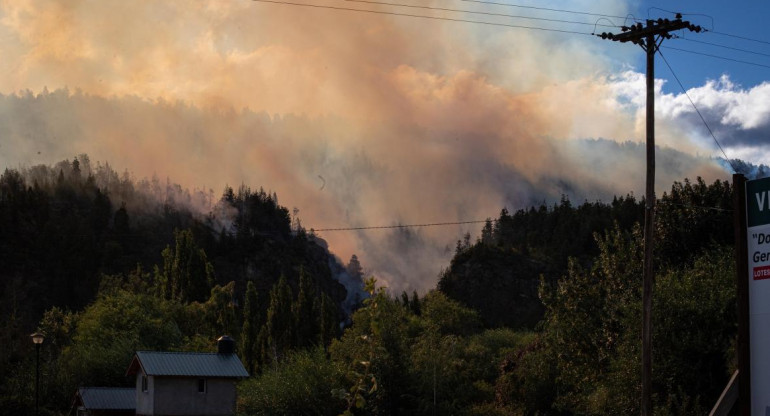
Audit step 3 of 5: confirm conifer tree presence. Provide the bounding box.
[293,267,319,348]
[410,290,421,316]
[319,293,339,349]
[241,281,260,375]
[154,229,214,302]
[266,275,294,364]
[347,254,363,282]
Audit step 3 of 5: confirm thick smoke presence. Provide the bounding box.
[0,0,752,292]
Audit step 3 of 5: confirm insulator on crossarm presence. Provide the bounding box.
[621,26,630,32]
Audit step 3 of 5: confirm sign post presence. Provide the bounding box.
[745,176,770,415]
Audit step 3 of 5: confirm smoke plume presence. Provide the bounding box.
[0,0,754,292]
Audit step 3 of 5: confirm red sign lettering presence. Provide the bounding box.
[754,265,770,280]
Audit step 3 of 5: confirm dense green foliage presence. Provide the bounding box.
[0,157,742,416]
[0,159,353,414]
[239,347,347,416]
[497,234,735,414]
[239,280,533,416]
[438,178,733,331]
[438,195,644,328]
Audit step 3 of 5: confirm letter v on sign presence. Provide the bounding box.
[748,178,770,228]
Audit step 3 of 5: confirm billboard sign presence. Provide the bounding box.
[746,176,770,415]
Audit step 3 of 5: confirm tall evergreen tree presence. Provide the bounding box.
[400,291,410,308]
[266,275,294,365]
[410,290,421,316]
[347,254,363,281]
[154,229,214,302]
[318,293,339,349]
[241,281,260,375]
[293,267,319,348]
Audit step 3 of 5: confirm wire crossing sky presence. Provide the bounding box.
[0,0,767,291]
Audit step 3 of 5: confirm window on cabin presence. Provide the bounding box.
[197,378,206,393]
[141,375,148,392]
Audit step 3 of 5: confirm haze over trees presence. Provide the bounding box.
[0,158,357,413]
[0,156,745,415]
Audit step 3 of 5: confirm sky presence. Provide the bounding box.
[634,0,770,93]
[0,0,768,292]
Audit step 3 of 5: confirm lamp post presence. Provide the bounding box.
[30,332,44,416]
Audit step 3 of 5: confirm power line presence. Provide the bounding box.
[657,201,732,212]
[707,30,770,46]
[646,7,714,31]
[657,49,739,174]
[311,200,733,232]
[661,46,770,69]
[250,0,595,35]
[344,0,620,28]
[458,0,636,22]
[634,6,770,47]
[675,36,770,59]
[311,220,489,232]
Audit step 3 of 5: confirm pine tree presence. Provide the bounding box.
[481,218,494,245]
[266,275,294,364]
[318,293,339,349]
[71,157,81,182]
[410,290,421,316]
[154,229,214,302]
[293,268,320,348]
[347,254,363,282]
[241,281,260,375]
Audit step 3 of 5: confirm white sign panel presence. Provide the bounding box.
[746,176,770,415]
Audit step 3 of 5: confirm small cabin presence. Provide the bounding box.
[125,336,249,416]
[73,387,135,416]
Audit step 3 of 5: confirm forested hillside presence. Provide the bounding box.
[438,178,733,330]
[0,158,363,414]
[0,157,745,415]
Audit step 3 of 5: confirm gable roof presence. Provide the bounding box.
[76,387,135,410]
[126,351,249,378]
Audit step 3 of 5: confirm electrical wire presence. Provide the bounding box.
[344,0,620,28]
[311,220,489,232]
[657,49,739,174]
[250,0,595,35]
[674,36,770,59]
[707,30,770,46]
[311,200,735,232]
[458,0,637,22]
[602,4,770,47]
[657,201,732,212]
[661,46,770,69]
[647,7,714,31]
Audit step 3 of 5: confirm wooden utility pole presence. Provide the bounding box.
[733,173,750,415]
[598,16,702,415]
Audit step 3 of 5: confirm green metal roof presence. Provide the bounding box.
[127,351,249,378]
[77,387,135,410]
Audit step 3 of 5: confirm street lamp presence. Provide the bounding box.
[30,332,44,416]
